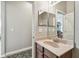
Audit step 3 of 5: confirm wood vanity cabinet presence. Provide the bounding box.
[44,48,57,58]
[35,43,44,58]
[35,42,72,58]
[60,50,72,58]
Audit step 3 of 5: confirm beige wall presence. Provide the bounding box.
[73,1,79,58]
[66,1,74,14]
[38,1,49,12]
[55,1,66,13]
[63,1,74,40]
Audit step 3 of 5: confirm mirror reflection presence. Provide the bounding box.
[38,1,74,40]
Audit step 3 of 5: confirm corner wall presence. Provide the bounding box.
[73,1,79,58]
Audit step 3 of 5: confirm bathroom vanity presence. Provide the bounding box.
[35,1,74,58]
[35,39,73,58]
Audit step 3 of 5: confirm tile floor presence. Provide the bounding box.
[6,49,32,58]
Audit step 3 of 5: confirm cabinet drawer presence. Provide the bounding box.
[37,49,43,58]
[36,43,43,52]
[44,48,56,58]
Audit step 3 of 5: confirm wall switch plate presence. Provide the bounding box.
[10,28,14,32]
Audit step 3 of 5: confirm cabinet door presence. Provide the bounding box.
[35,43,44,58]
[44,48,56,58]
[60,50,72,58]
[36,43,43,52]
[36,49,43,58]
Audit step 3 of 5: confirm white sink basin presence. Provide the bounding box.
[43,38,73,48]
[43,41,59,48]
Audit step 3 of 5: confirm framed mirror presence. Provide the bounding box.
[56,9,65,38]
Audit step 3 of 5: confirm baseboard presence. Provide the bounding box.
[1,46,32,57]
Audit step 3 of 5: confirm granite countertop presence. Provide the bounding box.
[35,38,74,57]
